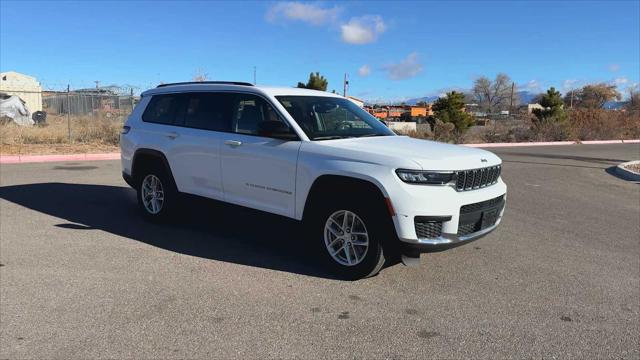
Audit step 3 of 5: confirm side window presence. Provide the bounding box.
[183,92,233,131]
[142,94,181,125]
[232,94,289,136]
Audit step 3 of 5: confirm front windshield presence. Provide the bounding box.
[276,96,395,140]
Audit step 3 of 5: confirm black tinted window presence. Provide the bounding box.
[184,92,234,131]
[142,94,181,125]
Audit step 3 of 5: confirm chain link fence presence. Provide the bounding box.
[1,83,141,153]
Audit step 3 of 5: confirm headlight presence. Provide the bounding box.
[395,169,455,185]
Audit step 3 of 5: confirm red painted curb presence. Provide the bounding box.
[0,153,120,164]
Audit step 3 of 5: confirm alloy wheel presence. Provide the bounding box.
[324,210,369,266]
[141,174,164,214]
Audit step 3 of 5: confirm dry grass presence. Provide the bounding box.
[567,109,640,141]
[407,110,640,144]
[1,114,122,155]
[1,110,637,155]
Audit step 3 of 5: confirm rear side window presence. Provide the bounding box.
[183,92,234,131]
[142,94,181,125]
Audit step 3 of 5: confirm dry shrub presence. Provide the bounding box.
[398,120,458,143]
[0,114,123,147]
[532,120,571,141]
[470,121,534,143]
[395,123,432,140]
[567,109,638,141]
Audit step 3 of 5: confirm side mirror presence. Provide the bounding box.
[257,121,298,140]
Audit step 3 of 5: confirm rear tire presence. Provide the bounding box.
[309,196,391,280]
[136,164,178,222]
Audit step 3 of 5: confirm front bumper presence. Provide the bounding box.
[400,217,503,254]
[390,179,507,252]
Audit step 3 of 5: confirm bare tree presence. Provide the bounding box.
[472,73,515,113]
[564,83,621,109]
[627,84,640,111]
[192,69,209,82]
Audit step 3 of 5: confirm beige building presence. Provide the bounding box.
[347,96,365,108]
[0,71,43,112]
[527,103,544,114]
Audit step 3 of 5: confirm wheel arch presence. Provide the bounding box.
[301,174,392,223]
[131,149,176,185]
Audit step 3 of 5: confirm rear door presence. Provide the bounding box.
[163,92,234,200]
[219,93,301,218]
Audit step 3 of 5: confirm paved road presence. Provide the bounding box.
[1,144,638,359]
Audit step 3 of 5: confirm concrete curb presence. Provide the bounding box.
[615,160,640,181]
[1,139,638,164]
[463,139,640,148]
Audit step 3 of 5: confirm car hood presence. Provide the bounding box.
[315,135,502,170]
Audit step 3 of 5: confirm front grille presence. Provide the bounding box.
[457,223,477,236]
[457,195,505,236]
[414,219,443,239]
[455,165,501,191]
[461,195,505,214]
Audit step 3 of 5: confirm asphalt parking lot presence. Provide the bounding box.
[1,143,639,359]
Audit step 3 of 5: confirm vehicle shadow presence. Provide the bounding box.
[0,182,340,279]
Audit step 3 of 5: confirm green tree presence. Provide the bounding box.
[296,72,328,91]
[532,87,567,125]
[432,91,474,133]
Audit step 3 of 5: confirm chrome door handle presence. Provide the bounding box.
[166,132,179,140]
[224,140,242,147]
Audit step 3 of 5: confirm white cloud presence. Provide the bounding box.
[612,77,629,87]
[358,64,371,77]
[608,63,620,72]
[266,2,340,26]
[340,15,385,44]
[383,52,423,80]
[562,79,581,91]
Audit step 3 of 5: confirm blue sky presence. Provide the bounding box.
[1,0,638,101]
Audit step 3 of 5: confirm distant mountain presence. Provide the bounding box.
[517,91,540,104]
[384,91,540,106]
[405,96,440,105]
[603,101,628,110]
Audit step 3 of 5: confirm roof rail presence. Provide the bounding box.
[156,81,254,88]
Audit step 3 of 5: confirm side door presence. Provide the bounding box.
[163,92,234,200]
[219,93,301,218]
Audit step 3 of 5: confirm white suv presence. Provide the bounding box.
[121,81,507,279]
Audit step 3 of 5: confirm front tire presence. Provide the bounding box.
[311,198,390,280]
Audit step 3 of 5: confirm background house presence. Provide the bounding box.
[0,71,43,112]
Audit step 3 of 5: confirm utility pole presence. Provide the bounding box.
[570,89,574,109]
[509,82,515,114]
[66,84,71,142]
[343,73,349,97]
[253,66,256,85]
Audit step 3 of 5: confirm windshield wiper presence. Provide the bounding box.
[359,133,387,138]
[312,135,350,140]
